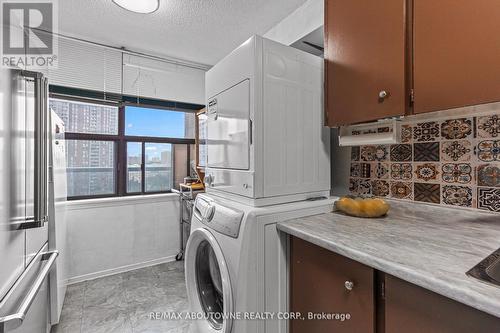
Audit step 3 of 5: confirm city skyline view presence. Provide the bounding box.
[50,99,192,197]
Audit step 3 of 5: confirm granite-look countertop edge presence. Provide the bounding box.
[277,202,500,318]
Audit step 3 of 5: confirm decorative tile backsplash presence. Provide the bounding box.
[349,111,500,213]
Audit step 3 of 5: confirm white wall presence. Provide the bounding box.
[65,194,180,284]
[264,0,323,46]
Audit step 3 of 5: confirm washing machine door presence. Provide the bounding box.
[185,228,233,333]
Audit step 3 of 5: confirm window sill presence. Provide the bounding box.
[65,193,179,211]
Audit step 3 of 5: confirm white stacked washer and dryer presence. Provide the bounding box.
[185,35,334,333]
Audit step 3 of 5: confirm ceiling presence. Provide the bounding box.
[58,0,309,66]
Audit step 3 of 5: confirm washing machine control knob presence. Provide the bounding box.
[204,205,215,222]
[204,174,214,187]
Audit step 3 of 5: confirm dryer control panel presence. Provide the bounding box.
[193,196,244,238]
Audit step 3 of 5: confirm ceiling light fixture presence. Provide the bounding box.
[112,0,159,14]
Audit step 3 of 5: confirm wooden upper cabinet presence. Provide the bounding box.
[413,0,500,114]
[290,237,375,333]
[324,0,408,126]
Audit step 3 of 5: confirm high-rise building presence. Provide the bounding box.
[160,150,172,165]
[50,99,118,196]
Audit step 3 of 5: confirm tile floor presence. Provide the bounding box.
[51,261,194,333]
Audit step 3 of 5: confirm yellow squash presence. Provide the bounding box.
[335,197,390,218]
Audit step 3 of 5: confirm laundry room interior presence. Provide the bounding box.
[1,0,500,333]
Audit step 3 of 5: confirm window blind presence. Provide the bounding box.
[122,54,205,105]
[46,35,122,94]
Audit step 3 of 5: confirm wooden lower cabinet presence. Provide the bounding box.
[384,275,500,333]
[290,237,500,333]
[290,237,375,333]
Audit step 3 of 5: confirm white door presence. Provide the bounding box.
[185,228,233,333]
[207,79,250,170]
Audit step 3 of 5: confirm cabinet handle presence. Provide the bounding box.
[378,90,388,99]
[345,280,354,291]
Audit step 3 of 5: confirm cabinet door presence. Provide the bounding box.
[413,0,500,113]
[385,275,500,333]
[290,237,375,333]
[324,0,407,126]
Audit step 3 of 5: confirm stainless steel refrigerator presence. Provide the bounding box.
[0,68,58,333]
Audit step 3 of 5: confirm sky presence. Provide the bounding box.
[125,106,186,138]
[126,106,183,161]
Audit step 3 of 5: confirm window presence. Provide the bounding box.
[145,143,172,192]
[125,106,195,138]
[49,99,118,135]
[126,142,142,193]
[50,98,196,199]
[66,140,115,197]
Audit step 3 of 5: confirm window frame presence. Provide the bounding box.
[50,94,197,200]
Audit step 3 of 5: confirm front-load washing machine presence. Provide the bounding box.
[185,193,336,333]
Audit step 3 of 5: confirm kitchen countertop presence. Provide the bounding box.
[277,200,500,318]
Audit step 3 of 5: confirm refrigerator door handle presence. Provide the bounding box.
[20,71,49,229]
[0,250,58,331]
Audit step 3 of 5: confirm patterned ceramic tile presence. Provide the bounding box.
[414,142,440,161]
[477,187,500,212]
[349,178,372,195]
[390,144,412,162]
[375,145,389,161]
[373,162,390,179]
[351,111,500,213]
[477,164,500,187]
[360,163,371,178]
[477,114,500,138]
[361,145,388,161]
[390,181,413,200]
[401,125,412,143]
[441,140,472,162]
[351,147,360,161]
[441,163,473,184]
[349,178,358,192]
[390,163,412,180]
[413,121,440,142]
[442,185,473,207]
[414,163,440,182]
[356,179,372,195]
[440,118,473,139]
[477,140,500,162]
[414,183,441,203]
[350,163,361,177]
[372,180,390,197]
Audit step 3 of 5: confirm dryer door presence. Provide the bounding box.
[207,79,250,170]
[185,228,233,333]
